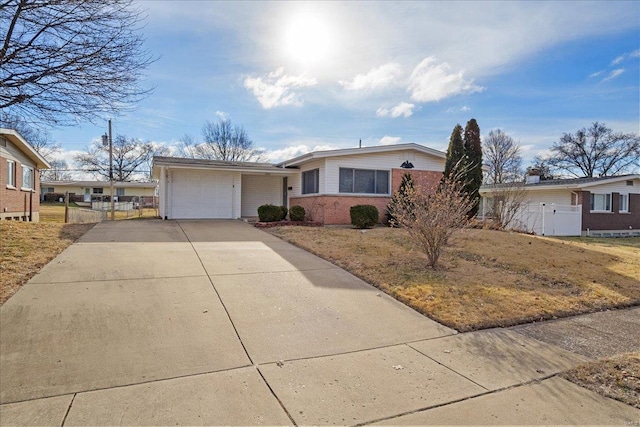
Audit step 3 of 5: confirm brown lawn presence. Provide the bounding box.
[562,352,640,409]
[0,221,94,305]
[268,226,640,331]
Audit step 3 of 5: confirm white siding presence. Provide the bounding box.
[585,179,640,195]
[0,137,36,168]
[241,174,284,217]
[523,189,573,206]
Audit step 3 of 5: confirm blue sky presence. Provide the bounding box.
[50,1,640,173]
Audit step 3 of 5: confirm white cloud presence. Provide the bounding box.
[243,67,317,109]
[376,102,415,118]
[408,57,484,102]
[602,68,624,82]
[379,136,401,145]
[339,63,402,91]
[611,55,625,66]
[263,143,337,163]
[460,105,470,112]
[611,49,640,65]
[215,111,229,120]
[589,70,603,78]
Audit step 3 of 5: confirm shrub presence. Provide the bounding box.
[289,205,305,221]
[279,206,288,221]
[257,204,282,222]
[350,205,379,229]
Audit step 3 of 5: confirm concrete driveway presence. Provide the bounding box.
[1,220,638,426]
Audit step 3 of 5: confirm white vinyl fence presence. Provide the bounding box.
[511,203,582,236]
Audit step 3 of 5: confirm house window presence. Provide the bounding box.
[620,194,629,212]
[21,165,33,190]
[6,160,15,187]
[590,193,611,212]
[339,168,389,194]
[302,169,319,194]
[45,187,55,193]
[93,187,104,194]
[116,188,125,196]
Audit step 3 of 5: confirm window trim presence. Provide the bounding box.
[302,169,319,195]
[619,193,629,213]
[338,167,390,195]
[116,188,125,196]
[590,193,611,212]
[92,187,104,194]
[21,165,34,190]
[6,160,16,188]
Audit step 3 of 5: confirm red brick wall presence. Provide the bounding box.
[289,169,444,225]
[391,169,442,193]
[580,190,640,231]
[0,155,41,221]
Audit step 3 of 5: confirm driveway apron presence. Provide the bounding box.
[1,220,638,426]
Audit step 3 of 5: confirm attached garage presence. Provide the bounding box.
[153,157,292,220]
[170,169,235,219]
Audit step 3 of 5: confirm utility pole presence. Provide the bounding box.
[102,120,115,220]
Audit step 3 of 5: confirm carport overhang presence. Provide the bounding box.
[152,157,295,220]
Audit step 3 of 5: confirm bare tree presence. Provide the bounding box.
[546,122,640,177]
[388,170,475,269]
[0,112,59,160]
[483,184,529,230]
[41,159,71,181]
[176,134,200,158]
[0,0,155,125]
[483,129,522,184]
[185,119,264,162]
[74,135,153,181]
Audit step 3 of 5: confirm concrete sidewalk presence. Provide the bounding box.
[1,220,638,426]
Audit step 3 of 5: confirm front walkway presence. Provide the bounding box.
[1,220,638,425]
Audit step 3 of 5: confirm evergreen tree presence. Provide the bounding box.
[463,118,483,217]
[387,173,415,226]
[444,124,465,179]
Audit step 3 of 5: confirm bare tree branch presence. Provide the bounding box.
[0,0,155,125]
[181,119,264,162]
[483,129,522,184]
[74,134,153,181]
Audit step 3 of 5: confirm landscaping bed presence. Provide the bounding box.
[267,227,640,332]
[254,220,323,228]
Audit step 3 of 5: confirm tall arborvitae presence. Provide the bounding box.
[463,118,483,217]
[387,173,415,225]
[444,124,465,179]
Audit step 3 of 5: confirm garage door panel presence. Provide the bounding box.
[171,170,233,219]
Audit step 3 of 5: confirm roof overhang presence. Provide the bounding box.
[41,180,157,188]
[1,128,51,169]
[152,156,292,179]
[277,143,446,168]
[480,174,640,194]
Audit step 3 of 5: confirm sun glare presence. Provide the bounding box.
[283,12,334,68]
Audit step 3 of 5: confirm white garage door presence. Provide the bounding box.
[171,170,233,219]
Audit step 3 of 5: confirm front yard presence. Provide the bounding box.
[268,227,640,332]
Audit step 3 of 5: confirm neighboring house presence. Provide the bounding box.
[480,174,640,236]
[1,128,50,222]
[152,143,446,224]
[41,180,158,204]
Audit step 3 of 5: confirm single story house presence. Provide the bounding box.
[1,128,50,221]
[480,174,640,236]
[41,180,158,204]
[152,143,447,224]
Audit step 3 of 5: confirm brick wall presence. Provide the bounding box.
[580,190,640,231]
[289,169,444,225]
[0,155,41,221]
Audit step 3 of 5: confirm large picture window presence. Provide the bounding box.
[339,168,389,194]
[590,193,611,212]
[302,169,319,194]
[21,165,33,190]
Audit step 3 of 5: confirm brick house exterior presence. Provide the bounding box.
[480,174,640,236]
[1,129,50,222]
[153,143,447,224]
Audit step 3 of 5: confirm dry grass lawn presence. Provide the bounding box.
[268,227,640,331]
[40,202,159,222]
[562,352,640,408]
[0,221,94,305]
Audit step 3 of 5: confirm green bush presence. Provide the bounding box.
[257,204,288,222]
[279,206,288,221]
[289,205,305,221]
[350,205,379,229]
